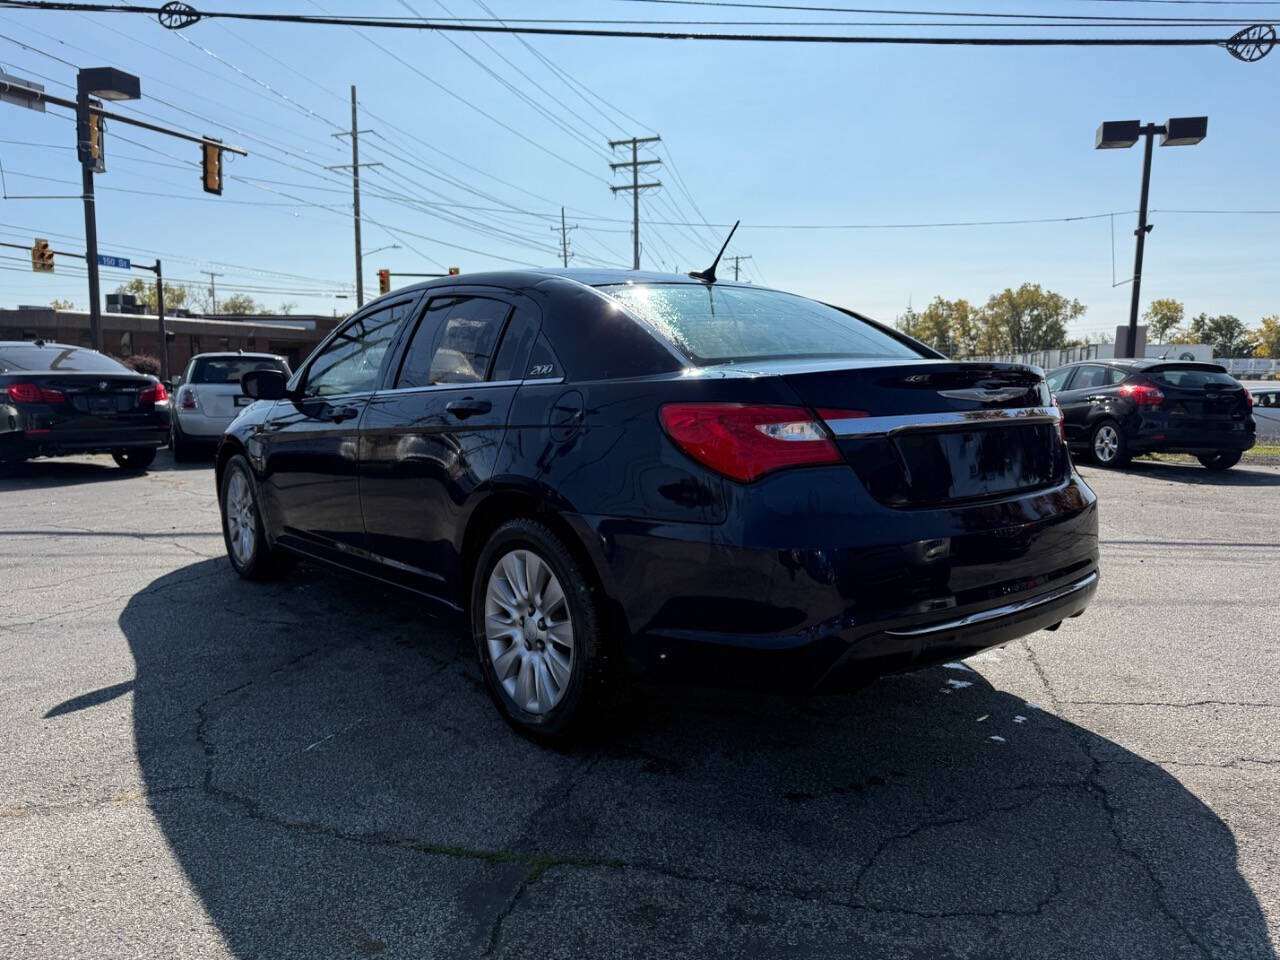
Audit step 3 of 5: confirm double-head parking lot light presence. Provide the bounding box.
[1096,116,1207,358]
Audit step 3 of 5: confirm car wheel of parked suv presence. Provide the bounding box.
[112,448,156,471]
[220,453,294,580]
[470,518,612,741]
[1197,450,1242,471]
[1089,419,1129,467]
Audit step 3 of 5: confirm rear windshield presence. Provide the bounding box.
[1147,366,1239,389]
[189,356,288,384]
[0,345,129,373]
[597,283,922,365]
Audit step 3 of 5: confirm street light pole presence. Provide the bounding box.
[1096,116,1207,358]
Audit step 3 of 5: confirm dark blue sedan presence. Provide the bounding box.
[216,269,1099,739]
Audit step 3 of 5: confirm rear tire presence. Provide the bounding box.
[1197,450,1242,471]
[1089,419,1130,467]
[169,420,193,462]
[470,518,613,742]
[112,448,156,471]
[219,453,294,580]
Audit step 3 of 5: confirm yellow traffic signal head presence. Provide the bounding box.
[378,269,390,295]
[202,137,223,195]
[87,110,105,173]
[448,266,460,276]
[31,238,54,273]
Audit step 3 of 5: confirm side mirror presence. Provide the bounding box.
[241,368,288,400]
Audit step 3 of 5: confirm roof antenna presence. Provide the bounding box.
[688,219,740,284]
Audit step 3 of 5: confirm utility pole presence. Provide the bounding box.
[609,135,661,270]
[203,270,221,315]
[555,206,578,268]
[330,86,382,308]
[724,254,752,281]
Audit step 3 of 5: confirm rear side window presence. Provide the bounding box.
[396,296,512,388]
[0,345,129,373]
[1070,365,1110,390]
[1147,366,1239,389]
[597,283,921,365]
[190,356,288,384]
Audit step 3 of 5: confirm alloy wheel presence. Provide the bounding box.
[484,549,574,715]
[1093,424,1120,464]
[224,471,257,566]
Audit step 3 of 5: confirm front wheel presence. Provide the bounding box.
[471,518,614,741]
[1089,419,1130,467]
[1197,450,1242,471]
[219,454,294,580]
[112,447,156,471]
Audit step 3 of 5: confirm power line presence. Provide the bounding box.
[0,3,1263,48]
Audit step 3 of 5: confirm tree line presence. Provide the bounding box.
[53,279,297,318]
[895,284,1278,359]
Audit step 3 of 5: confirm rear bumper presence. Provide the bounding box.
[1,424,169,459]
[567,467,1100,690]
[173,409,237,438]
[1120,414,1255,454]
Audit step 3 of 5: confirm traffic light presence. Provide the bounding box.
[448,266,460,276]
[86,107,105,173]
[31,238,54,273]
[378,269,390,295]
[202,136,223,195]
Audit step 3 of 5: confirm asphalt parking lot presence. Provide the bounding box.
[2,453,1278,959]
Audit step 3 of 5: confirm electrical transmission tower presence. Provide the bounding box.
[608,135,661,270]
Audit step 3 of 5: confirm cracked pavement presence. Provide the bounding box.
[1,453,1277,959]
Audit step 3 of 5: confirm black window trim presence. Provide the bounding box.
[383,286,539,393]
[289,292,422,400]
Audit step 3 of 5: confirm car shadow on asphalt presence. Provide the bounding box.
[0,452,211,490]
[1102,459,1280,486]
[111,558,1276,959]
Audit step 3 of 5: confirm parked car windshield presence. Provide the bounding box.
[597,283,922,365]
[190,356,289,384]
[1146,366,1239,389]
[0,344,130,373]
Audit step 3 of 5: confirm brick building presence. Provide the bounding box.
[0,306,343,376]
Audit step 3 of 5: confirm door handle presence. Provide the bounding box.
[445,398,492,419]
[329,406,360,423]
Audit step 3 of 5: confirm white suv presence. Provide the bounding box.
[170,352,290,460]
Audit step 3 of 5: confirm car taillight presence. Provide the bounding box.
[659,403,845,483]
[140,382,168,404]
[5,382,65,404]
[179,387,198,410]
[1051,396,1066,442]
[1243,387,1253,409]
[1117,381,1164,406]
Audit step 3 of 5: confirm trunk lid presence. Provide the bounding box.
[1142,364,1250,421]
[191,382,253,419]
[778,360,1068,507]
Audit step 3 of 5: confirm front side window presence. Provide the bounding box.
[304,301,410,397]
[1045,368,1072,392]
[597,283,921,365]
[396,296,512,388]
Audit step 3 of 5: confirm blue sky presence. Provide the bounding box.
[0,1,1276,338]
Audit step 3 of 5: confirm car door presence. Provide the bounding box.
[1054,364,1102,442]
[258,296,418,560]
[359,290,539,605]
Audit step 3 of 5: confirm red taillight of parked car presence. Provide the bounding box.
[5,382,65,404]
[1117,381,1165,406]
[660,403,852,483]
[179,387,198,410]
[1051,396,1066,442]
[1243,386,1253,409]
[140,382,169,404]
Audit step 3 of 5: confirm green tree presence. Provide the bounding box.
[979,284,1084,354]
[219,293,260,315]
[1187,313,1257,358]
[1142,298,1184,343]
[1252,315,1280,358]
[111,278,190,313]
[896,297,980,356]
[50,298,76,310]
